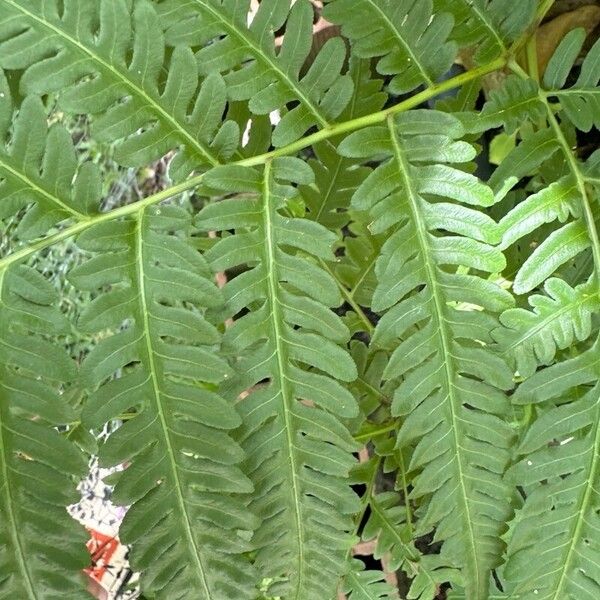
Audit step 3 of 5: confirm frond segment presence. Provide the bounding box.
[0,72,100,240]
[196,159,360,599]
[71,207,255,599]
[436,0,536,64]
[301,58,386,230]
[323,0,456,94]
[544,29,600,132]
[343,559,399,600]
[468,72,600,295]
[159,0,353,146]
[339,111,515,599]
[0,0,238,180]
[494,279,600,378]
[503,339,600,599]
[0,265,89,598]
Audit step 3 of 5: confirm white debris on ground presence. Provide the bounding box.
[68,427,140,600]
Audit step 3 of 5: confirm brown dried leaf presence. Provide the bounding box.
[536,4,600,76]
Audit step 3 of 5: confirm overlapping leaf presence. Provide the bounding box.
[196,159,360,599]
[158,0,353,146]
[70,207,255,600]
[0,265,89,598]
[503,339,600,599]
[0,0,238,180]
[339,110,515,599]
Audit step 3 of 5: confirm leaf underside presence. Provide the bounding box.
[0,2,599,600]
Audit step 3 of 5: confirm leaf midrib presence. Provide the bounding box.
[0,156,85,219]
[0,272,38,600]
[262,160,307,598]
[135,211,213,599]
[552,88,599,96]
[504,289,597,355]
[552,396,600,600]
[191,0,329,129]
[387,116,483,598]
[4,0,219,167]
[364,0,433,86]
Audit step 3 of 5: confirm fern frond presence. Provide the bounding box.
[503,338,600,599]
[322,0,456,94]
[334,220,382,311]
[0,72,100,240]
[158,0,353,146]
[544,29,600,132]
[462,75,545,134]
[343,559,399,600]
[301,58,386,230]
[0,0,238,180]
[435,0,536,64]
[487,128,560,196]
[339,110,515,599]
[71,206,255,599]
[363,492,457,600]
[494,278,600,377]
[471,66,600,295]
[196,159,360,599]
[0,264,89,598]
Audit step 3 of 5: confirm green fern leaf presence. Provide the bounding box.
[461,75,546,134]
[494,278,600,378]
[196,159,360,599]
[472,68,600,296]
[70,206,256,599]
[158,0,353,146]
[544,29,600,132]
[322,0,456,94]
[0,0,238,180]
[0,73,101,240]
[343,559,399,600]
[435,0,536,64]
[339,110,515,599]
[3,2,600,596]
[301,58,386,230]
[503,339,600,599]
[0,264,90,598]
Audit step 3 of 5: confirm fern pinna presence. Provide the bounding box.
[0,1,599,599]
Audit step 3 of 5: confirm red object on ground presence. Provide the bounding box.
[85,529,120,584]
